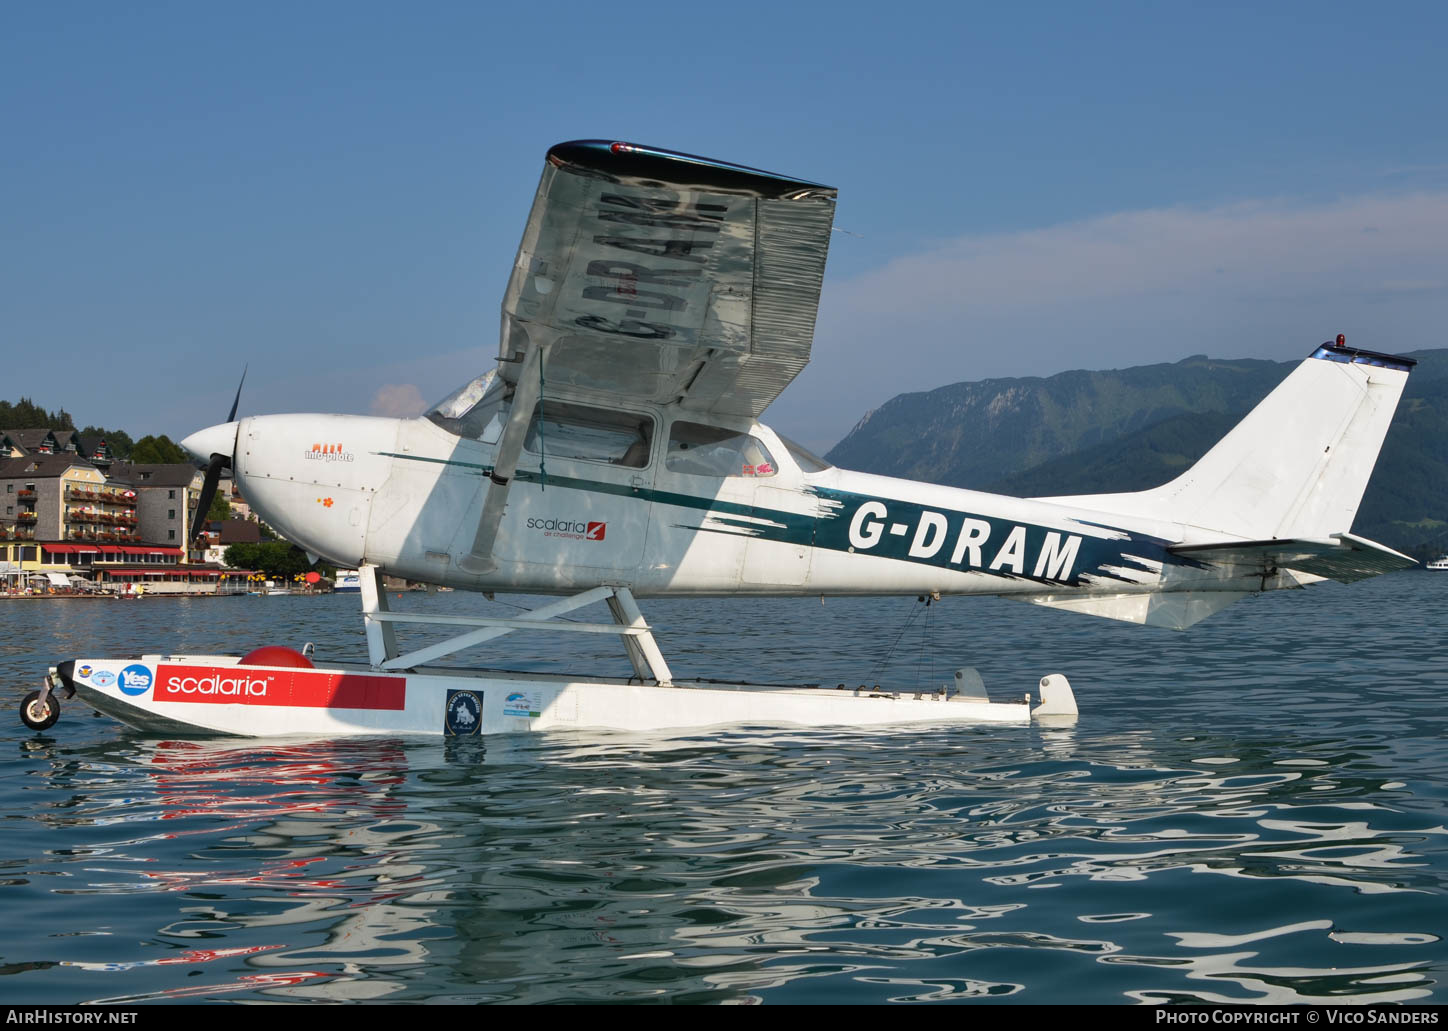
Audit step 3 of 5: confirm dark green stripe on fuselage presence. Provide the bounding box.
[378,452,1177,586]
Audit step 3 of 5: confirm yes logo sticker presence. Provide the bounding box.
[118,664,154,696]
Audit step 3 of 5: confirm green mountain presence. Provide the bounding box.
[826,348,1448,559]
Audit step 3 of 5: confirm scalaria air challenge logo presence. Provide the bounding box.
[525,517,606,541]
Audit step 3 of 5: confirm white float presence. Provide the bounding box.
[37,578,1075,738]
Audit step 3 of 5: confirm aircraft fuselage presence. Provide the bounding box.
[227,406,1209,604]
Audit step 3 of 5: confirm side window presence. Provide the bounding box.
[524,402,653,468]
[666,422,777,478]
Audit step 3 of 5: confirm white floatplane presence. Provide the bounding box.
[24,141,1417,738]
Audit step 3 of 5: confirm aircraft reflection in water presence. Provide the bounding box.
[41,731,1442,1005]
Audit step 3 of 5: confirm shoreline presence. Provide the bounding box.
[0,592,330,600]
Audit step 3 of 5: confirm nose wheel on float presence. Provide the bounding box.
[20,672,71,732]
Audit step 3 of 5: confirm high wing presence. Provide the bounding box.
[498,140,838,418]
[459,140,837,573]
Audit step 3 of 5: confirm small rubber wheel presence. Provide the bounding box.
[21,691,59,731]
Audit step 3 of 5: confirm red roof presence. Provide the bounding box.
[35,543,191,558]
[86,545,185,556]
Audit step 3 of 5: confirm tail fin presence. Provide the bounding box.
[1047,343,1414,540]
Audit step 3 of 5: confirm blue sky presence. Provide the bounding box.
[4,1,1446,451]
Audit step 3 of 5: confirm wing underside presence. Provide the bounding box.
[498,140,838,419]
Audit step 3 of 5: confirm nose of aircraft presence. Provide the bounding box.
[180,421,239,463]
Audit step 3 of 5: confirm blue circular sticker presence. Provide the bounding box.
[118,664,154,696]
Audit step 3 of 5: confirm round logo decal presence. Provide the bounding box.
[118,664,154,697]
[445,690,482,736]
[91,669,116,687]
[77,665,93,679]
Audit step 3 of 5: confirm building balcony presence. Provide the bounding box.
[64,487,133,505]
[17,489,35,500]
[66,510,136,525]
[17,511,37,523]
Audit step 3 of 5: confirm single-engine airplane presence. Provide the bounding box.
[25,140,1417,738]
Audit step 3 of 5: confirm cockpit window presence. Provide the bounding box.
[666,422,777,478]
[426,370,510,442]
[524,402,653,467]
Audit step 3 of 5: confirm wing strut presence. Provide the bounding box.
[457,345,548,575]
[359,568,674,684]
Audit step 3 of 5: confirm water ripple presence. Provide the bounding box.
[2,578,1447,1002]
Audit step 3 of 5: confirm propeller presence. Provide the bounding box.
[189,367,246,543]
[225,366,247,424]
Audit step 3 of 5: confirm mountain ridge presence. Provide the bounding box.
[825,348,1448,558]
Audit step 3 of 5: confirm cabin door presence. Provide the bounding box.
[494,399,654,577]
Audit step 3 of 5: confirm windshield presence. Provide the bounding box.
[667,422,777,478]
[775,433,833,472]
[427,370,510,442]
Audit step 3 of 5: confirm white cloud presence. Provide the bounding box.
[831,192,1448,314]
[370,383,428,417]
[773,190,1448,452]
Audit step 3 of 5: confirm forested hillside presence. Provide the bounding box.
[827,349,1448,558]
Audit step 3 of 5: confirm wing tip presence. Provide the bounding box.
[547,139,837,199]
[1309,341,1417,372]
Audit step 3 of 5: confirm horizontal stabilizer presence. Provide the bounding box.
[1170,533,1417,584]
[1017,590,1251,630]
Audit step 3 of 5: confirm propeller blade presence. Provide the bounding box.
[227,365,248,423]
[189,366,247,543]
[191,452,228,543]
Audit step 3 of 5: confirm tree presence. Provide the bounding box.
[130,434,191,464]
[223,540,315,579]
[78,426,135,459]
[206,491,231,522]
[0,397,73,429]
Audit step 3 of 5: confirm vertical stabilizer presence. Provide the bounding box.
[1046,344,1414,540]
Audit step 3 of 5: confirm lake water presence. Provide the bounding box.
[3,575,1447,1004]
